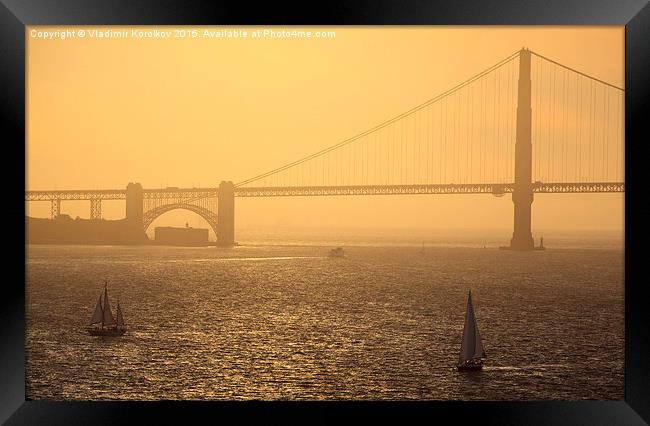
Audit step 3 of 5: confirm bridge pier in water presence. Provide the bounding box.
[509,49,535,251]
[217,181,235,246]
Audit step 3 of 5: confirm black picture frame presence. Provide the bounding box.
[3,0,649,424]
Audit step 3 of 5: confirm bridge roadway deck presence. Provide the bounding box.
[25,182,624,201]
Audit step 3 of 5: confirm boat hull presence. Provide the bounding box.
[457,359,483,371]
[457,364,483,371]
[87,327,127,336]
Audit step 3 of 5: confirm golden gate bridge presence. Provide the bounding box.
[25,49,624,250]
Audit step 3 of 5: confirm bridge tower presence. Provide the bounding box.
[509,49,535,250]
[217,181,235,246]
[90,198,102,220]
[50,199,61,219]
[126,182,143,227]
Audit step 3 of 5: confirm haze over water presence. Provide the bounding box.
[26,229,623,400]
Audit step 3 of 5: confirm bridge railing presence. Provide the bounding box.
[25,187,221,201]
[232,182,624,197]
[25,181,625,202]
[25,189,127,201]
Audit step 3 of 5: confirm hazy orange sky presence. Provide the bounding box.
[26,26,624,239]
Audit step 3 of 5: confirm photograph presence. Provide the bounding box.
[23,25,627,402]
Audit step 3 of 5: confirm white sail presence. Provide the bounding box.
[89,294,103,324]
[116,301,125,328]
[476,318,486,358]
[102,284,117,326]
[459,290,485,362]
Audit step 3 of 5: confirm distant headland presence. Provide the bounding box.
[26,215,149,245]
[26,215,217,246]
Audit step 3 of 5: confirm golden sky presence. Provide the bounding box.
[26,26,624,238]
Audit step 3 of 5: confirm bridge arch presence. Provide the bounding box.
[142,204,219,239]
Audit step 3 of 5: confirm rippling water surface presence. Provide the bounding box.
[26,239,624,400]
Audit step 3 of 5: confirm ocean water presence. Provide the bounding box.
[26,231,624,400]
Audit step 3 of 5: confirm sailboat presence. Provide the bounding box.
[457,290,486,371]
[86,281,127,336]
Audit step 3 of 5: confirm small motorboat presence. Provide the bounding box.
[329,247,345,257]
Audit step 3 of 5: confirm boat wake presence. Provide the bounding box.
[483,364,570,371]
[179,256,324,262]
